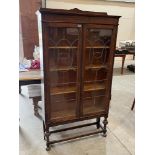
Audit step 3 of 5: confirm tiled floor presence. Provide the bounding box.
[19,59,135,155]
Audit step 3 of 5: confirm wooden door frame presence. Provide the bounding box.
[42,22,83,124]
[80,24,116,117]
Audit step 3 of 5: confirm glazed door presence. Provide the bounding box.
[45,23,82,122]
[81,24,114,116]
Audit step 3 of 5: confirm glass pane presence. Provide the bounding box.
[83,28,112,115]
[48,27,79,121]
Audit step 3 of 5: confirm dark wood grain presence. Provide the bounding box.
[37,8,120,149]
[40,8,110,17]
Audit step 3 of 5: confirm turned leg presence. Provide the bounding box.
[96,117,100,129]
[102,116,108,137]
[32,97,39,116]
[43,121,46,140]
[32,96,41,116]
[45,127,50,151]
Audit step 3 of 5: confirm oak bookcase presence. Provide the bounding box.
[37,8,120,150]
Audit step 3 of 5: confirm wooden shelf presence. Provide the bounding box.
[51,85,76,95]
[83,106,104,114]
[51,109,75,119]
[50,66,77,71]
[86,46,110,49]
[49,46,77,49]
[85,64,108,70]
[48,46,109,49]
[84,83,105,92]
[50,65,107,71]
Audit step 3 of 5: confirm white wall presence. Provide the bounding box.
[46,0,135,47]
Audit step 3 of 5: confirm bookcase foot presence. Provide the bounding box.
[102,116,108,136]
[46,145,51,151]
[45,126,50,151]
[102,133,107,137]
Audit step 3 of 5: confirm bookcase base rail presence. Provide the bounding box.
[44,119,107,151]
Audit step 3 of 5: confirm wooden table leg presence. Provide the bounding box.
[131,98,135,110]
[121,55,126,74]
[19,86,21,94]
[32,96,41,116]
[19,83,22,94]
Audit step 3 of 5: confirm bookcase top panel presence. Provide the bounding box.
[39,8,121,18]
